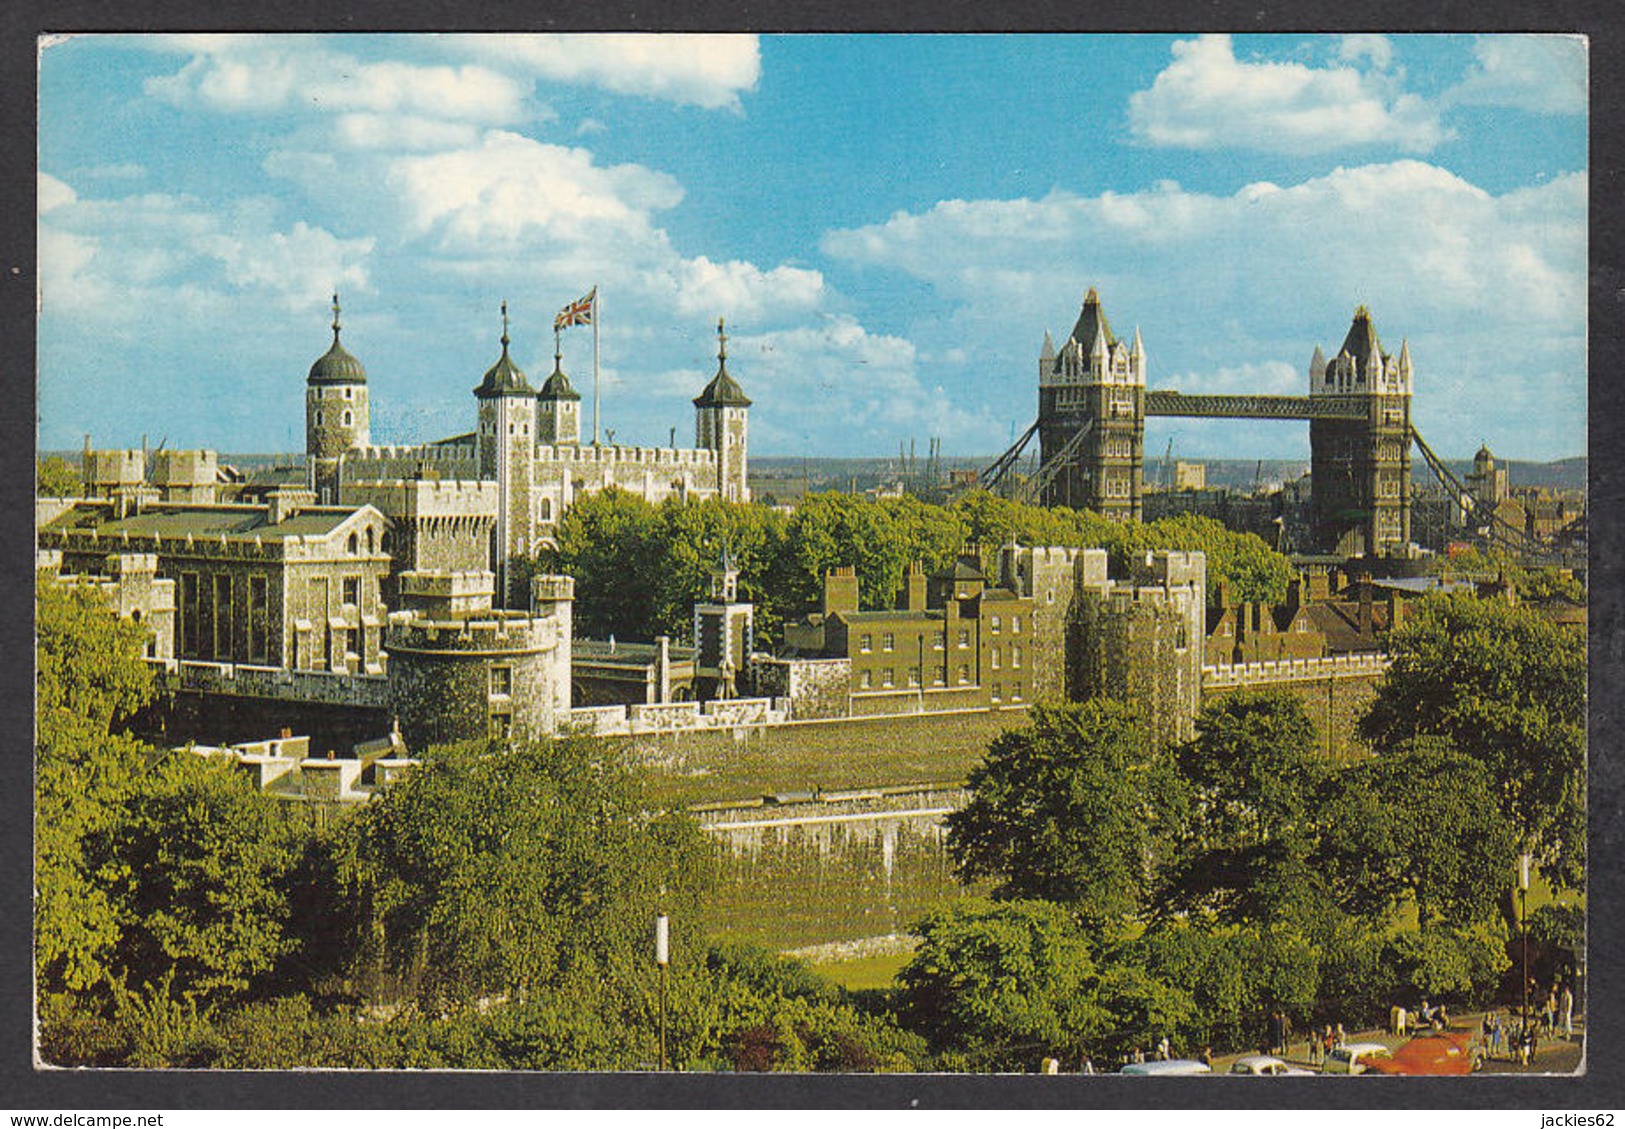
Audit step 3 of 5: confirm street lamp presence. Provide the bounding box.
[655,913,670,1071]
[1519,853,1531,1042]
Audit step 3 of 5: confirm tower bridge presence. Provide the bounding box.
[982,291,1517,558]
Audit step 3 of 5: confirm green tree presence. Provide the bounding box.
[897,898,1105,1068]
[1317,739,1516,929]
[1165,691,1333,924]
[1114,514,1294,606]
[946,701,1184,928]
[35,580,157,995]
[38,454,80,497]
[1360,593,1585,888]
[339,736,713,1010]
[542,488,666,638]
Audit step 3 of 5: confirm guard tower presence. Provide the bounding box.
[1037,289,1146,518]
[474,303,537,606]
[306,294,370,504]
[693,548,754,700]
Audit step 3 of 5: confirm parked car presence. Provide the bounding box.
[1228,1054,1314,1076]
[1321,1042,1394,1074]
[1364,1030,1484,1076]
[1121,1059,1213,1075]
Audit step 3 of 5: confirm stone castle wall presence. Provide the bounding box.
[1200,654,1388,760]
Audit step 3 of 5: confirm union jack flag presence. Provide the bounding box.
[554,288,596,330]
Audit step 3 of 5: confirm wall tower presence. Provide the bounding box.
[306,294,370,504]
[1037,289,1145,519]
[474,303,537,606]
[694,319,751,503]
[536,339,582,445]
[693,548,754,700]
[1308,306,1413,556]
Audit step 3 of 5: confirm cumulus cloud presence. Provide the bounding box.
[1448,34,1588,115]
[1128,35,1452,155]
[824,161,1585,457]
[439,33,761,111]
[144,35,526,124]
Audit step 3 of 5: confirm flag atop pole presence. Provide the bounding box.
[553,287,600,444]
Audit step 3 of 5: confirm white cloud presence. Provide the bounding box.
[144,35,526,124]
[1128,34,1452,155]
[38,172,75,214]
[673,257,825,320]
[439,33,760,111]
[1448,35,1587,115]
[331,113,484,152]
[1338,35,1394,71]
[824,161,1585,458]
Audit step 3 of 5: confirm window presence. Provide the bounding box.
[932,632,944,650]
[957,663,970,685]
[342,409,353,427]
[1012,645,1022,668]
[342,576,361,607]
[212,574,232,660]
[957,629,970,648]
[991,647,1001,670]
[347,532,359,554]
[882,632,895,652]
[859,633,872,653]
[859,670,873,690]
[490,666,512,696]
[933,665,946,686]
[491,712,512,741]
[907,666,921,687]
[990,615,1001,634]
[366,527,374,553]
[1011,615,1021,634]
[180,572,202,658]
[315,409,323,426]
[991,682,1003,702]
[882,668,894,688]
[1012,682,1023,701]
[248,576,269,663]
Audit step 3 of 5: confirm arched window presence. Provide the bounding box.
[539,497,552,521]
[380,529,393,553]
[347,532,359,554]
[366,527,375,553]
[343,410,353,427]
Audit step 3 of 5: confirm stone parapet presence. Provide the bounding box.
[154,658,391,707]
[1201,652,1390,689]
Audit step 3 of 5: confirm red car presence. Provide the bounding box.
[1365,1029,1484,1075]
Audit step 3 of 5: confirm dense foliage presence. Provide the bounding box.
[1360,593,1585,888]
[540,488,1294,645]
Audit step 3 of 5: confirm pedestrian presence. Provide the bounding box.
[1323,1024,1335,1061]
[1490,1014,1504,1059]
[1156,1035,1170,1061]
[1081,1053,1095,1075]
[1335,1023,1346,1047]
[1545,989,1558,1034]
[1201,1045,1213,1069]
[1133,1045,1145,1064]
[1562,983,1574,1038]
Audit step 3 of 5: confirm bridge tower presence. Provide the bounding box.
[1037,289,1145,518]
[1309,306,1413,556]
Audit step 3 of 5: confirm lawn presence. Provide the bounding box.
[810,950,914,992]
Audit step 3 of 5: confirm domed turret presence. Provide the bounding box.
[306,294,371,499]
[694,319,751,502]
[537,337,581,445]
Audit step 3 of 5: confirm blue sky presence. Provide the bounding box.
[38,33,1588,461]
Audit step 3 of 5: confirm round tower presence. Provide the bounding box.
[306,294,370,503]
[384,604,567,751]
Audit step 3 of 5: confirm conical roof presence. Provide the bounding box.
[693,318,752,408]
[474,303,534,398]
[1338,305,1385,370]
[307,295,367,385]
[1059,287,1116,370]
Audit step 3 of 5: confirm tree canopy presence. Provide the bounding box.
[1360,593,1585,887]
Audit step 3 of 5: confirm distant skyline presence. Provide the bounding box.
[38,33,1588,461]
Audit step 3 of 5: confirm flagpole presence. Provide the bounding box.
[592,285,601,446]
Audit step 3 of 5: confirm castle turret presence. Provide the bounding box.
[474,302,537,606]
[693,547,753,700]
[306,294,370,503]
[536,335,582,446]
[693,318,751,503]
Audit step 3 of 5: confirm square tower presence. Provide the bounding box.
[693,319,751,503]
[474,304,537,607]
[1037,289,1145,519]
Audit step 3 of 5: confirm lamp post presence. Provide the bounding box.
[655,913,670,1071]
[1519,853,1531,1041]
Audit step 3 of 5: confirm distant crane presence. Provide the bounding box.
[1253,459,1264,496]
[1162,437,1175,491]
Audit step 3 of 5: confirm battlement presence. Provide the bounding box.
[536,444,718,468]
[83,448,145,487]
[1201,652,1391,689]
[152,658,392,707]
[344,478,499,518]
[384,609,561,655]
[563,696,789,736]
[151,448,218,484]
[532,574,576,604]
[353,442,475,461]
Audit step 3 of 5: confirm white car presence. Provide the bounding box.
[1322,1042,1394,1074]
[1120,1059,1213,1075]
[1229,1054,1314,1076]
